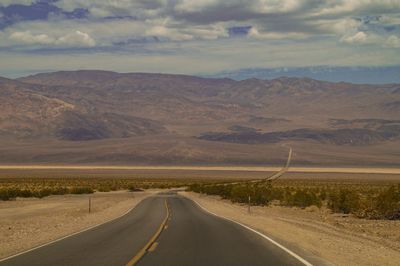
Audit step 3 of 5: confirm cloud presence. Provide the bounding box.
[54,0,167,19]
[385,35,400,48]
[314,0,400,17]
[0,0,35,7]
[340,31,368,44]
[325,18,362,35]
[9,30,95,47]
[175,0,306,15]
[0,0,400,76]
[58,31,95,47]
[1,16,229,48]
[248,27,309,40]
[379,14,400,25]
[145,25,194,41]
[10,31,54,45]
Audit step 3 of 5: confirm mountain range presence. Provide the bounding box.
[0,70,399,166]
[206,66,400,84]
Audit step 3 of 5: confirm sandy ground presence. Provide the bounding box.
[1,167,399,182]
[0,190,154,259]
[0,165,400,174]
[181,192,400,266]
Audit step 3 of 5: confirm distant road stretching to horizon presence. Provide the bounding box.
[0,192,308,266]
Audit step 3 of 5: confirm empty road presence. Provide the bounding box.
[1,192,307,266]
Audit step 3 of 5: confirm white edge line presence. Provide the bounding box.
[0,195,149,263]
[186,196,313,266]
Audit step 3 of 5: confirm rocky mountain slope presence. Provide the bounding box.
[0,75,166,140]
[0,70,398,165]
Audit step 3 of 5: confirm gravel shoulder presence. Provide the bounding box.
[181,191,400,266]
[0,190,155,259]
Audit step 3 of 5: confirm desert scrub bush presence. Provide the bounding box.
[188,183,202,193]
[285,189,322,208]
[0,188,35,200]
[0,188,15,200]
[374,184,400,219]
[128,185,143,192]
[189,182,281,206]
[33,188,53,198]
[230,185,250,203]
[98,185,112,192]
[0,177,195,200]
[327,189,361,214]
[69,187,94,194]
[188,179,400,220]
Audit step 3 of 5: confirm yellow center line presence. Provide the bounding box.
[148,242,159,252]
[126,199,170,266]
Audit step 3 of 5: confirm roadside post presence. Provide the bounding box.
[248,195,251,214]
[89,196,91,213]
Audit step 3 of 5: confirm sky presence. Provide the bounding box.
[0,0,400,78]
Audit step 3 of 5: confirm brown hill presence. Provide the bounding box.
[0,78,74,138]
[0,76,166,140]
[0,70,397,165]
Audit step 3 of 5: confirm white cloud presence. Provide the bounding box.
[340,31,368,44]
[174,0,218,13]
[316,0,400,16]
[340,31,400,48]
[146,25,194,41]
[145,21,228,41]
[175,0,304,14]
[385,35,400,48]
[1,17,229,47]
[248,27,308,39]
[379,14,400,25]
[58,31,96,47]
[10,31,55,45]
[326,18,362,35]
[250,0,303,13]
[0,0,35,7]
[9,30,95,47]
[339,31,400,50]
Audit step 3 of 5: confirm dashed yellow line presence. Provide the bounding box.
[126,199,170,266]
[148,242,158,252]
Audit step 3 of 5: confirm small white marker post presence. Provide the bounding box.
[248,195,251,214]
[89,197,91,214]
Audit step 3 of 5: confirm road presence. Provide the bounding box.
[210,147,293,187]
[1,192,306,266]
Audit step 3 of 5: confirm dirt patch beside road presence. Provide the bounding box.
[181,191,400,266]
[0,190,154,259]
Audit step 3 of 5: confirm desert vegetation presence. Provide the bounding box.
[2,176,399,220]
[0,177,194,201]
[188,179,400,220]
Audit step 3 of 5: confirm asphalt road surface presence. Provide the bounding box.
[1,192,306,266]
